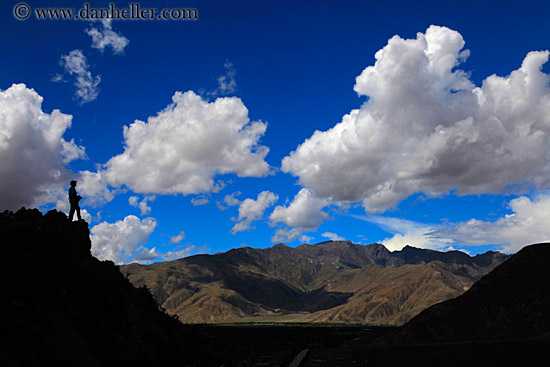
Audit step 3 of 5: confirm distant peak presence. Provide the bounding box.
[400,245,432,252]
[272,243,289,248]
[315,240,354,246]
[368,243,386,247]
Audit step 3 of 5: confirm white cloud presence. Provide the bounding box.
[0,84,85,210]
[271,228,304,243]
[217,191,241,210]
[160,246,197,261]
[63,206,93,224]
[136,242,205,263]
[282,25,550,213]
[103,91,270,195]
[58,50,101,104]
[77,170,114,206]
[210,60,237,96]
[51,74,64,83]
[126,230,201,264]
[357,194,550,253]
[54,188,71,212]
[224,191,242,206]
[299,235,315,243]
[270,188,328,229]
[431,194,550,253]
[90,215,157,264]
[269,188,328,242]
[80,208,93,223]
[131,245,197,264]
[86,19,129,54]
[231,191,278,233]
[170,231,186,243]
[132,246,159,262]
[322,232,345,241]
[357,215,453,251]
[128,195,155,215]
[191,195,210,206]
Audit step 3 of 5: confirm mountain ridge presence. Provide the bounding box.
[121,240,508,325]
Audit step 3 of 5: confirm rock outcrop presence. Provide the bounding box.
[0,208,218,367]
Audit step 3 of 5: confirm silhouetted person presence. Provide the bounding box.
[68,180,82,222]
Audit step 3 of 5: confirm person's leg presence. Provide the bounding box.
[76,205,81,221]
[69,206,75,221]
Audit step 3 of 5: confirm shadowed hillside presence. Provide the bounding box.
[0,208,219,367]
[121,240,508,325]
[394,242,550,343]
[300,243,550,366]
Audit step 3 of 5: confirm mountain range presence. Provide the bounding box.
[2,207,548,366]
[121,240,508,325]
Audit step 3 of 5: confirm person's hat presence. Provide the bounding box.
[70,180,77,185]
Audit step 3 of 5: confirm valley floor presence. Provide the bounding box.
[187,323,382,366]
[186,324,550,367]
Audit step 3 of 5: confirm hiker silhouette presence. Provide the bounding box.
[68,180,83,221]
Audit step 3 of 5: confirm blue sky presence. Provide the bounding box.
[1,0,550,263]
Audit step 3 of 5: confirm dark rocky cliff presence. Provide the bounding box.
[0,208,218,367]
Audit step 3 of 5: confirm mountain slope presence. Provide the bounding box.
[121,240,508,325]
[301,261,474,325]
[0,208,218,367]
[395,242,550,343]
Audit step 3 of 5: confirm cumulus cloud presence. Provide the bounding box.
[231,191,278,233]
[191,195,210,206]
[134,242,204,263]
[0,84,85,210]
[86,19,129,54]
[217,191,241,210]
[58,50,101,104]
[270,188,328,229]
[160,246,197,261]
[357,215,453,251]
[128,195,155,215]
[170,231,186,244]
[282,25,550,213]
[51,74,64,83]
[79,208,93,223]
[51,172,108,213]
[271,228,304,243]
[210,60,237,96]
[431,194,550,253]
[90,215,157,264]
[131,245,197,264]
[77,170,114,206]
[121,229,200,264]
[224,191,242,206]
[103,91,270,195]
[132,246,159,262]
[322,232,345,241]
[357,194,550,253]
[269,188,328,242]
